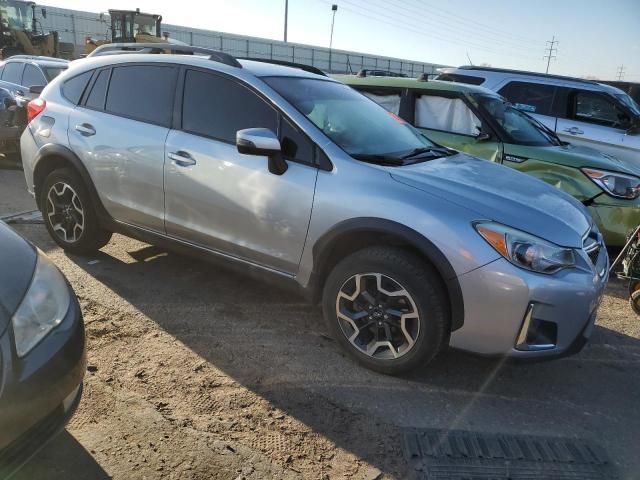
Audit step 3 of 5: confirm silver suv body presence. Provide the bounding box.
[20,45,608,374]
[437,66,640,166]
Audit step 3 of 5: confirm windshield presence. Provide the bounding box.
[614,93,640,117]
[0,0,33,31]
[264,77,437,162]
[477,94,556,147]
[43,66,66,82]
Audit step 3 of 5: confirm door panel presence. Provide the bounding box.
[68,108,168,231]
[555,117,627,159]
[164,130,317,274]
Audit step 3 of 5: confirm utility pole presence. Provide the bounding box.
[329,4,338,72]
[283,0,288,42]
[616,65,625,81]
[543,35,558,74]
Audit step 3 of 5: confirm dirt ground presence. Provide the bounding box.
[2,169,640,480]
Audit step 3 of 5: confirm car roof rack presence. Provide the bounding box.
[457,65,598,85]
[87,43,242,68]
[356,69,408,78]
[4,55,69,63]
[237,57,327,77]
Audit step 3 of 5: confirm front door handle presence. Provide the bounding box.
[75,123,96,136]
[562,126,584,135]
[168,150,196,167]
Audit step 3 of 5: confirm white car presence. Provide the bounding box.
[437,66,640,166]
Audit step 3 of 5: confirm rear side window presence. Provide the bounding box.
[105,65,177,126]
[62,70,93,105]
[498,81,557,116]
[415,95,481,136]
[2,62,23,84]
[182,70,278,142]
[361,91,401,115]
[437,73,485,86]
[573,90,629,128]
[22,64,46,87]
[85,69,109,110]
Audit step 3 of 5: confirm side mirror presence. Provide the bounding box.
[475,132,491,142]
[236,128,288,175]
[29,85,44,94]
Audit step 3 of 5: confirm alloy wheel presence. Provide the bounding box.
[46,182,85,243]
[335,272,420,360]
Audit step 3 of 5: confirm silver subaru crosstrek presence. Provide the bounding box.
[20,44,607,374]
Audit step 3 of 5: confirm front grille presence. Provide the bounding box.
[583,227,603,270]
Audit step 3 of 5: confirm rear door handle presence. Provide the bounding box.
[168,150,196,167]
[75,123,96,136]
[562,126,584,135]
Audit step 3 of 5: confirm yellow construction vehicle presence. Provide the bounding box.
[85,9,164,55]
[0,0,70,59]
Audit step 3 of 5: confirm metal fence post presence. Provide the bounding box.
[70,13,76,46]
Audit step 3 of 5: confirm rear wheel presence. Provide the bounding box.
[41,168,111,254]
[322,247,448,375]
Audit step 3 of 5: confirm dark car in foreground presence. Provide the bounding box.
[0,221,85,478]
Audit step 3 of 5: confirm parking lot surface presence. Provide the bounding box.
[1,169,639,479]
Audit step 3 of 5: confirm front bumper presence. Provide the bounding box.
[0,295,86,476]
[450,250,607,358]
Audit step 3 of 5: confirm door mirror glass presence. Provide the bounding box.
[236,128,287,175]
[29,85,44,94]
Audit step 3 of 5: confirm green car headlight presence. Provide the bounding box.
[582,168,640,199]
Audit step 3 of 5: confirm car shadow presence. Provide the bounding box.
[11,431,110,480]
[53,241,640,478]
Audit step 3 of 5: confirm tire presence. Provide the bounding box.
[40,167,112,254]
[630,290,640,316]
[322,246,448,375]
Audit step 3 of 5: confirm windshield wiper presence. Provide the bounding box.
[401,146,455,160]
[521,111,564,145]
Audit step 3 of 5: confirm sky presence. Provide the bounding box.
[44,0,640,81]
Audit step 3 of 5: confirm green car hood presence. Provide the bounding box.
[507,143,640,176]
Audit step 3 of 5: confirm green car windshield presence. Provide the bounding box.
[264,77,437,162]
[476,94,558,147]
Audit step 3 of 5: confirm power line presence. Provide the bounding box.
[543,35,558,74]
[616,65,625,81]
[318,0,541,62]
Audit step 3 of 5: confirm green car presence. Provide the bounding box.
[335,74,640,247]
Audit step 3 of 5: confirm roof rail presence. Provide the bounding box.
[5,55,68,63]
[87,43,242,68]
[237,57,326,76]
[457,65,599,85]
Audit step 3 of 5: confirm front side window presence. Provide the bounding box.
[498,81,557,116]
[105,65,177,126]
[264,77,435,161]
[2,62,23,84]
[182,70,278,142]
[415,95,481,136]
[573,91,630,128]
[21,64,46,87]
[477,95,555,146]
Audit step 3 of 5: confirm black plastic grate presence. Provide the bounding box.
[404,429,617,480]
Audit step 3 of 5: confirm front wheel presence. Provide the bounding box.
[41,168,112,254]
[322,247,448,375]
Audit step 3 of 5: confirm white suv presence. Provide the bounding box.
[437,66,640,166]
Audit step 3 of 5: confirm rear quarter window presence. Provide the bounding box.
[62,70,93,105]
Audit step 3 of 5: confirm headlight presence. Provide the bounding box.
[582,168,640,199]
[474,222,575,274]
[12,252,71,357]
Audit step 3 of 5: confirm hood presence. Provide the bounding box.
[511,143,640,176]
[390,153,591,248]
[0,222,37,337]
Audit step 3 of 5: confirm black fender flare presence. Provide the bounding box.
[32,143,111,223]
[312,217,465,331]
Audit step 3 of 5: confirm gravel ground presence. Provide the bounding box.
[2,169,640,479]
